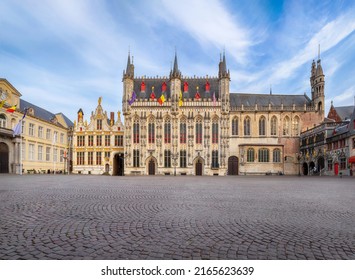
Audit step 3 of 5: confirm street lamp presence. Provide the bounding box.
[296,153,301,176]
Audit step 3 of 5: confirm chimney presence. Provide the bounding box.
[110,112,115,125]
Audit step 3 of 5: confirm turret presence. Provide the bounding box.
[169,52,181,115]
[311,47,325,115]
[122,51,135,115]
[218,51,230,114]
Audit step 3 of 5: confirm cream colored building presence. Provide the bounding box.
[122,53,324,176]
[0,78,73,174]
[72,98,124,175]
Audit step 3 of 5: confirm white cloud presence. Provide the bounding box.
[331,85,355,105]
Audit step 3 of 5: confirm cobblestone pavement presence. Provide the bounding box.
[0,175,354,260]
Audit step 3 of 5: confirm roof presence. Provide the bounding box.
[229,93,311,107]
[334,106,354,120]
[133,77,219,100]
[20,99,73,128]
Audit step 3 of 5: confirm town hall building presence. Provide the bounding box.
[122,52,325,176]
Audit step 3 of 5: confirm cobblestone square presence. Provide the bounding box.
[0,175,354,260]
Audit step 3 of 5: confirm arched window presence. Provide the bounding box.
[283,116,290,136]
[232,117,238,136]
[292,116,300,136]
[247,148,255,162]
[273,149,281,163]
[195,118,202,144]
[259,116,266,136]
[148,119,155,144]
[164,118,171,144]
[271,116,277,136]
[180,118,187,144]
[244,116,251,136]
[0,114,6,128]
[212,117,219,144]
[258,148,269,162]
[133,119,139,143]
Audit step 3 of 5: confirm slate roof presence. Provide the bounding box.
[230,93,311,107]
[334,106,354,120]
[133,77,220,100]
[20,99,73,128]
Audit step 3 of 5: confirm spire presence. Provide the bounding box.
[124,50,134,79]
[126,51,131,73]
[170,51,181,79]
[218,50,229,79]
[316,45,323,77]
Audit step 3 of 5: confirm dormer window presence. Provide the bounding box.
[183,82,189,92]
[140,81,146,92]
[162,82,167,92]
[28,108,35,116]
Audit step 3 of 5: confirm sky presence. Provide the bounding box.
[1,0,355,122]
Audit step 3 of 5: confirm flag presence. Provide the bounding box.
[0,99,5,109]
[158,94,165,105]
[128,91,136,105]
[21,108,28,120]
[179,91,183,107]
[213,92,216,106]
[13,121,22,136]
[6,104,17,113]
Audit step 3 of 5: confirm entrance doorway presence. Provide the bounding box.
[302,162,308,175]
[228,156,238,175]
[148,158,155,175]
[317,157,325,172]
[105,164,110,173]
[309,161,315,174]
[334,162,339,176]
[113,153,124,176]
[195,159,202,176]
[0,143,9,173]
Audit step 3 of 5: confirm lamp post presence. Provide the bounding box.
[297,153,301,176]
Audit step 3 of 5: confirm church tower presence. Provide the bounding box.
[218,51,230,114]
[169,52,181,116]
[122,52,134,116]
[310,48,325,115]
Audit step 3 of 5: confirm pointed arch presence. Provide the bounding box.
[292,115,300,136]
[133,117,140,143]
[244,116,251,136]
[259,115,266,136]
[148,116,155,144]
[232,116,238,136]
[283,115,290,136]
[180,116,187,144]
[195,116,203,144]
[164,117,171,144]
[271,116,277,136]
[212,116,219,144]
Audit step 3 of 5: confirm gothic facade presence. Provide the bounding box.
[122,53,324,176]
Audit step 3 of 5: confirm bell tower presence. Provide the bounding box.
[310,46,325,115]
[122,51,134,116]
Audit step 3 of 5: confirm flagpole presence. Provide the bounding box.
[20,118,23,176]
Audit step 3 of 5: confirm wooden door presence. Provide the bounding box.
[0,143,9,173]
[334,163,339,176]
[148,159,155,175]
[228,156,238,175]
[195,160,202,176]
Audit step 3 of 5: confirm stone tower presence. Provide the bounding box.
[122,52,134,116]
[310,49,325,115]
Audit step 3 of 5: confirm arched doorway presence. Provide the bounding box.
[309,161,315,174]
[113,153,124,176]
[195,159,203,176]
[228,156,238,175]
[317,156,325,172]
[105,164,110,173]
[334,162,339,176]
[0,142,9,173]
[302,162,308,175]
[148,158,155,175]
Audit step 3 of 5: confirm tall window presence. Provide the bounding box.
[96,152,102,165]
[46,147,50,161]
[105,135,110,146]
[60,150,64,163]
[327,159,333,171]
[164,119,171,144]
[38,145,43,161]
[60,133,64,144]
[164,150,171,167]
[104,151,110,159]
[77,152,84,165]
[115,135,123,146]
[259,116,266,136]
[46,128,51,140]
[53,131,58,144]
[77,135,83,147]
[0,114,6,128]
[212,150,219,168]
[283,116,290,136]
[133,119,139,143]
[271,116,277,136]
[88,135,93,146]
[232,117,238,136]
[133,149,139,167]
[180,150,187,168]
[97,119,102,130]
[196,119,202,144]
[53,148,58,162]
[212,119,218,144]
[148,122,155,143]
[96,135,102,146]
[88,152,93,165]
[29,144,35,160]
[292,116,300,136]
[29,123,35,136]
[258,148,269,162]
[273,149,281,163]
[180,121,186,144]
[38,126,43,138]
[247,148,255,162]
[22,121,25,134]
[340,157,346,170]
[244,116,251,136]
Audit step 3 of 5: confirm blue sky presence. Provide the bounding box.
[1,0,355,122]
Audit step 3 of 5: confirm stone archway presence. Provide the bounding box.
[113,153,124,176]
[146,156,157,175]
[228,156,239,175]
[0,142,9,173]
[309,161,315,174]
[317,156,325,172]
